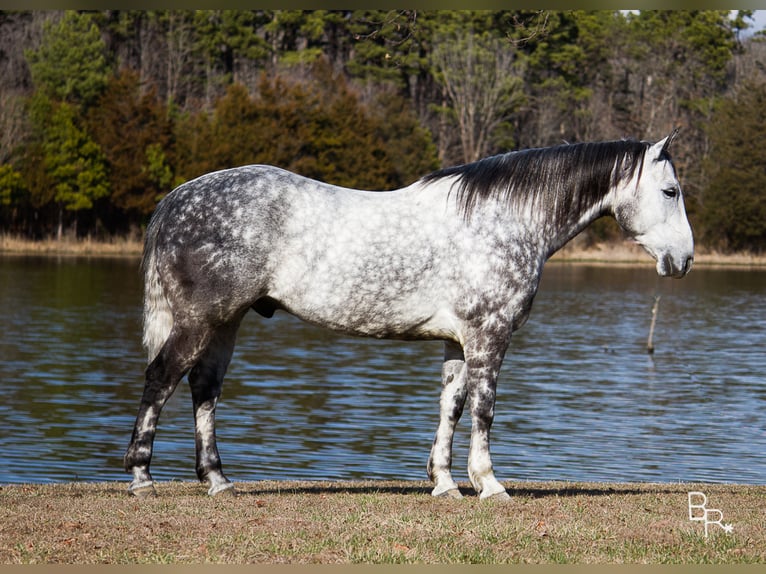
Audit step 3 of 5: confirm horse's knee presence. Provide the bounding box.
[469,378,497,419]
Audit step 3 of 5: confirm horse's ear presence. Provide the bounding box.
[652,127,680,158]
[662,127,680,153]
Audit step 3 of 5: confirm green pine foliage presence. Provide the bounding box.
[25,11,109,110]
[44,103,109,213]
[0,164,25,207]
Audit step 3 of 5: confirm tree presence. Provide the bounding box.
[701,79,766,252]
[0,164,25,207]
[174,58,439,191]
[2,9,764,247]
[369,88,440,187]
[252,59,396,189]
[22,12,111,238]
[345,10,422,85]
[87,70,174,225]
[626,11,742,132]
[618,11,748,208]
[431,26,525,163]
[0,89,29,165]
[25,11,109,111]
[193,10,271,101]
[513,11,593,146]
[197,81,261,175]
[44,102,110,238]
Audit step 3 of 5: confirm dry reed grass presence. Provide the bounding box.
[0,234,142,257]
[3,234,762,268]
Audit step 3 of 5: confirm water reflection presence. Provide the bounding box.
[0,256,764,486]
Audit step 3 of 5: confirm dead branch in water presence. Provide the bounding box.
[647,295,661,354]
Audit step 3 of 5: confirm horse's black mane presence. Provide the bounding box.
[422,139,660,221]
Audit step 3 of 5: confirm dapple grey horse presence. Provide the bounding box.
[125,131,693,499]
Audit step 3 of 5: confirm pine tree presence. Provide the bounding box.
[25,11,109,111]
[43,102,110,238]
[0,164,25,207]
[702,80,766,253]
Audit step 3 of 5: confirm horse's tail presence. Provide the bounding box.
[141,205,173,364]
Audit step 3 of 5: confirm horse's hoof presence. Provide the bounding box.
[431,483,463,499]
[129,482,157,498]
[436,488,463,499]
[484,490,512,503]
[208,482,236,497]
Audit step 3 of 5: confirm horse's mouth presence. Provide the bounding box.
[632,239,693,278]
[659,253,694,278]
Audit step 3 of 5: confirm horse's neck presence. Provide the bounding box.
[479,185,613,261]
[550,199,610,257]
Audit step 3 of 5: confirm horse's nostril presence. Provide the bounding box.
[684,256,694,274]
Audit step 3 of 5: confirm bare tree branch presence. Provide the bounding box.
[431,30,525,163]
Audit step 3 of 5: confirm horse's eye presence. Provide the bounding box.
[663,188,678,199]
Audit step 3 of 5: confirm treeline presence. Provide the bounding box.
[1,10,764,252]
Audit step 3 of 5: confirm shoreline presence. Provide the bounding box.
[2,235,765,268]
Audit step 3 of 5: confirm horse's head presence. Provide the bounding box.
[613,129,694,278]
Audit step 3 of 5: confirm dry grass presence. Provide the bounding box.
[552,239,766,268]
[1,480,764,564]
[0,234,142,257]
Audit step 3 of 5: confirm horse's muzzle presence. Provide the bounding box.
[661,253,693,278]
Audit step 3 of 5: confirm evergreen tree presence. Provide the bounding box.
[0,164,25,207]
[22,11,111,237]
[87,70,174,224]
[25,11,109,111]
[197,81,262,175]
[253,59,395,189]
[175,58,438,191]
[702,80,766,252]
[345,10,423,85]
[369,88,440,187]
[43,102,110,237]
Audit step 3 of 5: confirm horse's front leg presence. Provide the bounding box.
[427,341,467,498]
[465,331,512,501]
[189,370,233,496]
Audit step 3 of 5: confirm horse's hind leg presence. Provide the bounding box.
[188,319,241,496]
[124,323,212,496]
[427,341,467,498]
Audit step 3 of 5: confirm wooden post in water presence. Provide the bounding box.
[647,295,661,354]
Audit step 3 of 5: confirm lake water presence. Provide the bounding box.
[1,255,764,487]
